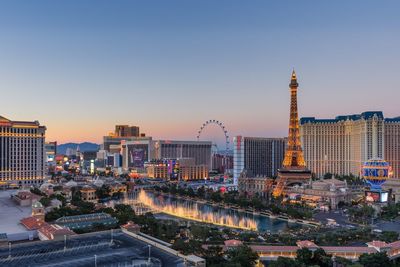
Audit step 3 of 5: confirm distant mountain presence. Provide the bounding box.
[57,142,100,155]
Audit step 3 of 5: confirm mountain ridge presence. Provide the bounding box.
[57,142,100,155]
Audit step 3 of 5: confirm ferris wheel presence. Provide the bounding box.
[197,120,230,152]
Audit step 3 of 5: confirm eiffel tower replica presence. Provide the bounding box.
[273,70,311,197]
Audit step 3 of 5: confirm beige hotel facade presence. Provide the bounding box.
[0,116,46,186]
[300,111,400,178]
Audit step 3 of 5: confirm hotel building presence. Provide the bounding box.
[300,111,400,178]
[233,136,286,185]
[121,139,212,171]
[0,116,46,186]
[103,124,142,152]
[154,140,212,169]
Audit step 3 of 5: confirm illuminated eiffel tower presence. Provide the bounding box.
[273,70,311,197]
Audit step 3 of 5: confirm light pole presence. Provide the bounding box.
[94,254,97,267]
[148,245,151,263]
[8,242,11,259]
[64,235,67,252]
[110,229,113,244]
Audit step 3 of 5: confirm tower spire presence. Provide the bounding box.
[290,69,299,88]
[273,70,311,197]
[283,70,305,168]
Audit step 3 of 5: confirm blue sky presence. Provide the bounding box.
[0,1,399,146]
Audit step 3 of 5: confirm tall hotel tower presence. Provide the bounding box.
[0,116,46,187]
[273,71,311,197]
[301,112,400,178]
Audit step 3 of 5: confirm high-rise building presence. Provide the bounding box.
[300,112,400,178]
[44,141,57,163]
[0,116,46,186]
[154,140,212,169]
[103,124,141,151]
[273,71,311,197]
[121,137,154,169]
[115,125,140,137]
[233,136,286,185]
[212,153,233,174]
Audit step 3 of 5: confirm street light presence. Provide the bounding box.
[8,242,11,259]
[148,245,151,263]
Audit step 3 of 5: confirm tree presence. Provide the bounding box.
[96,185,111,199]
[379,231,399,243]
[190,225,209,241]
[187,187,195,198]
[269,257,299,267]
[39,197,51,207]
[226,245,259,267]
[312,248,332,267]
[30,187,45,196]
[113,204,135,225]
[333,256,353,267]
[204,246,226,266]
[197,186,205,198]
[296,248,313,266]
[359,252,390,267]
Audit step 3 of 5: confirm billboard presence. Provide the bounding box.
[128,144,148,168]
[365,190,388,203]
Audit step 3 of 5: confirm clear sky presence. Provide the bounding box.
[0,1,399,146]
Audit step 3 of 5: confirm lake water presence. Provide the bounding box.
[128,191,304,233]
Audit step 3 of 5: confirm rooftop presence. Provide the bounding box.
[300,111,400,124]
[0,190,32,234]
[20,217,48,230]
[55,213,118,230]
[0,230,190,267]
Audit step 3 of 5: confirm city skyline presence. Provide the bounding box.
[1,1,399,144]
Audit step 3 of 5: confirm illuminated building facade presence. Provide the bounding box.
[233,136,286,185]
[154,140,212,169]
[385,117,400,178]
[273,71,311,197]
[121,137,154,169]
[146,158,208,181]
[44,141,57,163]
[103,124,142,151]
[238,171,274,198]
[0,116,46,186]
[300,112,400,178]
[115,125,140,137]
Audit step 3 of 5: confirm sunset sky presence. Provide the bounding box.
[1,1,399,147]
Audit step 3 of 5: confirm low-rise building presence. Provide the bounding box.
[382,178,400,203]
[55,213,118,230]
[285,177,357,209]
[38,224,75,241]
[80,186,97,203]
[109,182,127,195]
[146,158,208,181]
[20,217,47,231]
[12,191,42,207]
[238,171,274,198]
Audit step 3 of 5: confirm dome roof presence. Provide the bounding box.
[32,201,43,209]
[39,182,53,190]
